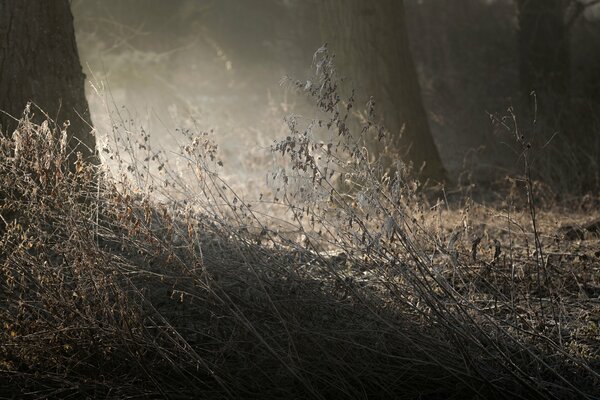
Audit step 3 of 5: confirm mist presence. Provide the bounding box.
[71,0,600,193]
[72,0,323,191]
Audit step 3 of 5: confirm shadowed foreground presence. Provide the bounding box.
[0,102,599,400]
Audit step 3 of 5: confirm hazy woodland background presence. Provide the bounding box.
[71,0,600,192]
[72,0,321,190]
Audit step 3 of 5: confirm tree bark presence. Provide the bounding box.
[318,0,447,183]
[517,0,570,135]
[0,0,96,164]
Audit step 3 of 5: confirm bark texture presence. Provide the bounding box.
[517,0,570,133]
[318,0,446,183]
[0,0,96,163]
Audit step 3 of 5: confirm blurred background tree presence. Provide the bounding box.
[407,0,599,191]
[517,0,570,132]
[317,0,447,183]
[63,0,600,192]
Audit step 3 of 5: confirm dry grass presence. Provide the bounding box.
[0,50,598,399]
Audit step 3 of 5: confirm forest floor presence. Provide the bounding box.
[1,179,598,398]
[1,109,599,399]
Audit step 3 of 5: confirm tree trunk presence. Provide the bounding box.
[318,0,447,183]
[517,0,570,136]
[0,0,96,164]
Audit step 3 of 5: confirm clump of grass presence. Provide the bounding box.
[0,49,598,399]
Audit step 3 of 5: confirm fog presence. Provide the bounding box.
[72,0,600,191]
[72,0,323,191]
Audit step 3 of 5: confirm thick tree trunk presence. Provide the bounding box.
[318,0,447,183]
[517,0,570,135]
[0,0,96,164]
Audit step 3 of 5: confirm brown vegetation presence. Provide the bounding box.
[0,50,598,399]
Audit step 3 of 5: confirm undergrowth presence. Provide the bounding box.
[0,49,598,399]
